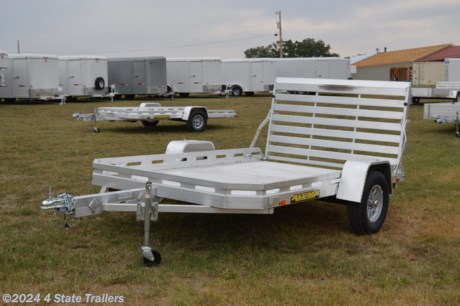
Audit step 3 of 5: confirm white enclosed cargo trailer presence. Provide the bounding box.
[166,58,222,97]
[73,102,237,132]
[445,58,460,82]
[412,62,445,86]
[0,54,62,102]
[221,58,277,96]
[108,56,167,99]
[275,58,351,80]
[42,77,410,265]
[59,56,111,101]
[0,51,11,99]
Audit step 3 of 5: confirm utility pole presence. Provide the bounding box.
[275,11,283,58]
[17,40,20,54]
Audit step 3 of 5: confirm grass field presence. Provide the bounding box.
[0,95,459,305]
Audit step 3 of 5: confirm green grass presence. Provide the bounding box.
[1,96,459,305]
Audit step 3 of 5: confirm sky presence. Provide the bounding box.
[1,0,459,60]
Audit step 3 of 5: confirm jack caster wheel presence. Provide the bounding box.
[93,127,100,133]
[143,249,161,266]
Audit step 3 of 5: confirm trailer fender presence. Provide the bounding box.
[165,140,215,154]
[336,160,392,203]
[181,106,207,121]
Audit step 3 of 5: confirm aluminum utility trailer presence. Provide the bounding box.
[73,102,237,133]
[423,101,460,137]
[42,78,410,266]
[411,82,460,104]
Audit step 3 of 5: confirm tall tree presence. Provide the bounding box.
[245,38,339,58]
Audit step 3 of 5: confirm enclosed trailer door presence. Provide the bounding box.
[12,59,29,97]
[133,61,146,94]
[189,61,203,92]
[0,58,12,97]
[250,61,264,92]
[328,59,351,79]
[315,60,330,78]
[167,61,188,93]
[200,60,221,92]
[445,59,460,82]
[108,61,133,95]
[68,60,83,96]
[146,58,167,94]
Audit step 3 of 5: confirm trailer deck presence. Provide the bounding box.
[42,77,411,266]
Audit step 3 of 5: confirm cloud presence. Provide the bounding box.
[1,0,459,58]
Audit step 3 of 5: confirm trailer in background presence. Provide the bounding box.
[59,56,112,101]
[221,58,276,96]
[0,54,62,102]
[166,58,222,97]
[445,58,460,82]
[275,58,351,80]
[0,51,11,99]
[411,81,460,104]
[412,62,445,86]
[108,57,167,99]
[424,101,460,137]
[73,102,237,133]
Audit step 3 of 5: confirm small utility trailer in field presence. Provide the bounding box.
[423,101,460,137]
[73,102,237,132]
[42,78,410,266]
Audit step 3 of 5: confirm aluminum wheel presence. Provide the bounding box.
[367,185,383,223]
[192,114,205,130]
[347,171,389,234]
[187,109,207,132]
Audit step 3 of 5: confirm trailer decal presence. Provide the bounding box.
[154,115,170,120]
[290,190,320,203]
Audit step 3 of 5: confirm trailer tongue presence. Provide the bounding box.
[42,77,411,266]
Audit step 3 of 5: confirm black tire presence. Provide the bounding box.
[179,92,190,98]
[187,109,207,132]
[4,98,16,103]
[124,94,135,100]
[94,77,105,90]
[141,120,159,127]
[232,86,243,97]
[143,249,161,266]
[347,171,389,235]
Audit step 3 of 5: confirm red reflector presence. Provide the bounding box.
[280,200,286,206]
